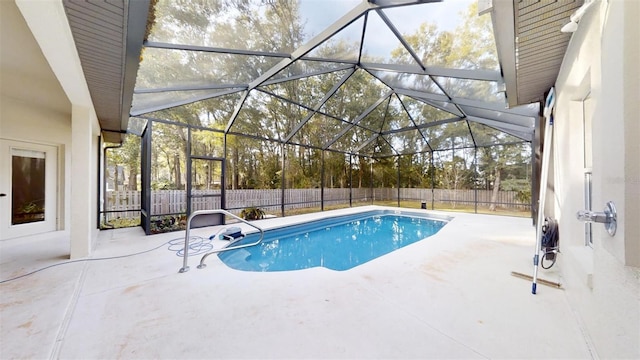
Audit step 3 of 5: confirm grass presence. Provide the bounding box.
[375,200,530,217]
[276,200,531,218]
[103,200,530,230]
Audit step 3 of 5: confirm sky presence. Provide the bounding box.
[299,0,475,37]
[298,0,476,60]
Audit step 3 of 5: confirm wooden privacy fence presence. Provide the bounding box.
[102,188,528,221]
[399,188,528,208]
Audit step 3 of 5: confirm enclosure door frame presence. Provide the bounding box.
[186,154,226,228]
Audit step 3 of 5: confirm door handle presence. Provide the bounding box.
[576,201,617,236]
[0,193,6,197]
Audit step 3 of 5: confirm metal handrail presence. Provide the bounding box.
[178,209,264,273]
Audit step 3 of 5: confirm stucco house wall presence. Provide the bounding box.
[551,1,639,358]
[0,0,100,257]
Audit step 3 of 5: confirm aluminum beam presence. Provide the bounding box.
[368,0,442,8]
[224,91,249,133]
[247,2,375,91]
[396,93,433,151]
[323,90,393,150]
[283,68,356,142]
[260,64,356,87]
[360,62,501,81]
[144,41,291,58]
[465,115,533,135]
[130,88,244,116]
[134,83,248,94]
[381,116,461,135]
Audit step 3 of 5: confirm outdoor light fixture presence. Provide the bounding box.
[561,0,595,33]
[560,21,579,33]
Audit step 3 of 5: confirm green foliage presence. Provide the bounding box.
[501,178,530,192]
[151,179,182,190]
[130,1,531,198]
[149,214,186,234]
[105,135,141,191]
[101,217,140,230]
[515,189,532,205]
[18,201,41,214]
[240,207,265,221]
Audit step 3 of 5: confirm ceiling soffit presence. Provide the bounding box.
[488,0,584,107]
[62,0,149,143]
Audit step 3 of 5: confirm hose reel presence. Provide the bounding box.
[540,217,559,269]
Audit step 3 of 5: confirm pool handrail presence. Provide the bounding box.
[178,209,264,273]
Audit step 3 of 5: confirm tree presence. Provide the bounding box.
[106,135,140,191]
[133,0,531,209]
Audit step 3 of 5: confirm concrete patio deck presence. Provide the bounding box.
[1,206,594,359]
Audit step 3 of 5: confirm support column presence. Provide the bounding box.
[396,156,400,207]
[280,144,285,217]
[70,105,96,258]
[430,154,435,210]
[320,151,325,211]
[349,155,353,207]
[370,159,374,204]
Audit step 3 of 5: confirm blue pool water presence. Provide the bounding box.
[217,210,448,272]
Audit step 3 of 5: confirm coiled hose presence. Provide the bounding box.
[541,217,559,269]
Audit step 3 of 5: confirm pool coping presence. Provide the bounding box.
[224,205,454,235]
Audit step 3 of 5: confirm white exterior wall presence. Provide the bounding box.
[552,1,639,358]
[0,95,72,235]
[1,0,100,257]
[0,1,72,237]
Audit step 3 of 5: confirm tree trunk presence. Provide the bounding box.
[113,166,119,191]
[489,166,501,211]
[206,165,211,190]
[174,154,182,189]
[165,155,172,184]
[232,147,239,190]
[128,167,138,190]
[342,164,347,188]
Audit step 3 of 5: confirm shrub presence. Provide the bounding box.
[240,207,265,220]
[149,214,187,233]
[516,188,531,204]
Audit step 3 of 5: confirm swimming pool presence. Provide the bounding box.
[217,210,449,272]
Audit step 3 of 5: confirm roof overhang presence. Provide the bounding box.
[483,0,584,107]
[62,0,149,143]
